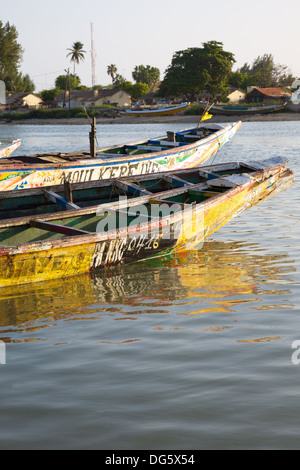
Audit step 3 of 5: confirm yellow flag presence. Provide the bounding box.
[201,112,213,121]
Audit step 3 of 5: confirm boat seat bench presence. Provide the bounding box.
[124,145,169,152]
[163,175,194,187]
[30,220,90,236]
[198,170,221,180]
[188,188,220,198]
[147,140,186,147]
[148,198,188,209]
[178,134,202,140]
[105,209,154,220]
[114,180,152,196]
[43,190,81,211]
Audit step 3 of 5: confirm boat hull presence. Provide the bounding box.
[0,122,241,191]
[198,102,286,115]
[0,160,293,287]
[125,102,191,116]
[0,139,23,159]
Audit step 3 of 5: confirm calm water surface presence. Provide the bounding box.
[0,120,300,450]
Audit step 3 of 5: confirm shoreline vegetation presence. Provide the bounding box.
[0,111,299,125]
[0,103,299,126]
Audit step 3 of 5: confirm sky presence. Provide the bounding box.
[2,0,300,92]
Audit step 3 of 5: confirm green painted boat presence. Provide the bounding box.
[198,101,287,115]
[0,156,294,287]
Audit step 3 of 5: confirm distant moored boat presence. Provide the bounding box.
[124,102,192,116]
[197,101,287,115]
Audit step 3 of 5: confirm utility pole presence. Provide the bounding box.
[91,23,97,87]
[64,68,71,109]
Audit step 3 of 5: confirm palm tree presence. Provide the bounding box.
[66,41,86,76]
[132,65,143,83]
[107,64,117,84]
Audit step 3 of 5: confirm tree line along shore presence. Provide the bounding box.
[1,20,298,113]
[2,111,299,126]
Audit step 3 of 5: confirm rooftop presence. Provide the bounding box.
[254,87,291,96]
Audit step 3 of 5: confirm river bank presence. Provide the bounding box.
[1,111,299,126]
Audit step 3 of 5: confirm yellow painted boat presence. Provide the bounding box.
[124,102,192,116]
[0,156,293,287]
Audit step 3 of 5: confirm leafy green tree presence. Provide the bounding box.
[159,41,235,99]
[41,88,61,102]
[228,71,255,91]
[55,74,81,90]
[118,80,133,93]
[117,80,149,99]
[66,41,86,76]
[5,72,35,92]
[0,21,32,91]
[0,21,23,78]
[75,85,89,90]
[132,65,160,91]
[239,63,252,76]
[251,54,274,88]
[238,54,295,88]
[20,74,35,92]
[129,82,149,100]
[273,64,295,86]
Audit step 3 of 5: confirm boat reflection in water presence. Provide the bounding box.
[0,239,295,344]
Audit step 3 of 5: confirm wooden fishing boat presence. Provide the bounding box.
[0,156,293,287]
[124,102,192,116]
[0,122,241,191]
[0,139,23,159]
[198,101,287,115]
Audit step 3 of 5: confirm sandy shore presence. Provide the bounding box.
[1,112,299,126]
